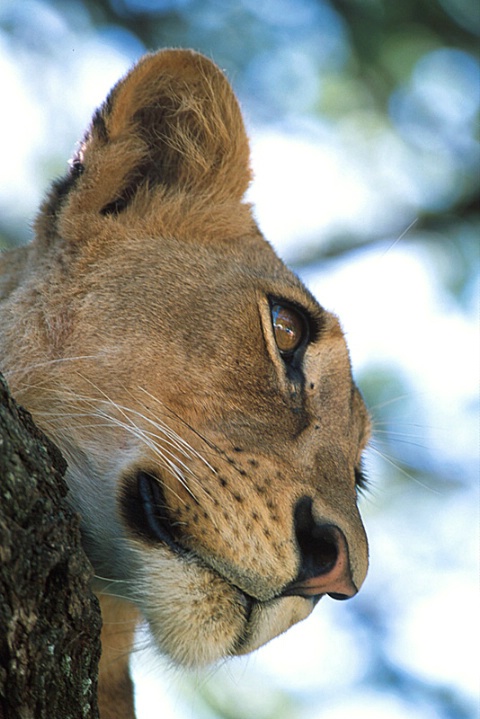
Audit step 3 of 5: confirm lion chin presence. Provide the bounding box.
[127,544,316,668]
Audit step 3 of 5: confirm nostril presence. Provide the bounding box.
[299,524,339,577]
[306,526,338,575]
[284,496,357,600]
[293,497,339,577]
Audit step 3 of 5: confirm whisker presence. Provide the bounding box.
[98,413,196,506]
[376,218,418,260]
[12,368,219,484]
[149,396,239,475]
[369,446,440,494]
[371,432,431,452]
[72,375,203,502]
[35,409,208,490]
[373,428,427,439]
[34,412,193,510]
[138,387,217,471]
[4,354,103,378]
[371,419,431,430]
[94,573,134,586]
[368,392,424,414]
[14,370,227,530]
[138,388,219,451]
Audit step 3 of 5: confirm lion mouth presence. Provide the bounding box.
[124,470,332,609]
[233,592,318,657]
[121,471,325,665]
[122,472,268,608]
[233,579,324,656]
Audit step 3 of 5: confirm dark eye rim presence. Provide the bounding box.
[268,296,312,360]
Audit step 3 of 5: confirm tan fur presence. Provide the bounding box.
[0,50,370,717]
[98,596,139,719]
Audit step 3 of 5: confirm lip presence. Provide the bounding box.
[236,587,255,623]
[282,579,325,600]
[232,577,326,656]
[130,471,320,622]
[282,576,356,602]
[124,470,191,554]
[233,592,317,656]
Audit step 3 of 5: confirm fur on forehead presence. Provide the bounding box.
[37,49,254,248]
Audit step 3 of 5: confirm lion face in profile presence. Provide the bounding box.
[0,49,369,716]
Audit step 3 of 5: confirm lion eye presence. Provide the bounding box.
[271,303,306,356]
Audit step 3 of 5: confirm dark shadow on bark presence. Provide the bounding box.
[0,373,101,719]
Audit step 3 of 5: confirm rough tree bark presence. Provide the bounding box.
[0,373,101,719]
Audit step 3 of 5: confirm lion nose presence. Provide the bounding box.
[283,497,357,601]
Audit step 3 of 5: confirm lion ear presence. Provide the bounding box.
[44,50,252,226]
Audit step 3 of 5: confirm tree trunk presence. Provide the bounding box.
[0,373,101,719]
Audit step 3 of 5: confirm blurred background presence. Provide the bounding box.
[0,1,478,718]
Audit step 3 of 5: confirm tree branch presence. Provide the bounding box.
[0,373,101,719]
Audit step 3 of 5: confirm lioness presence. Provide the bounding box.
[0,50,370,718]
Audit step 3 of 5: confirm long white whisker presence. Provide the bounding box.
[5,355,103,378]
[369,446,440,494]
[26,377,217,482]
[373,428,427,439]
[36,408,196,508]
[25,374,222,519]
[371,419,431,429]
[137,386,219,470]
[376,218,418,260]
[136,386,217,472]
[35,410,212,478]
[72,375,202,500]
[368,391,427,414]
[97,411,198,504]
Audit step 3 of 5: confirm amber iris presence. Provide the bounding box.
[271,303,305,355]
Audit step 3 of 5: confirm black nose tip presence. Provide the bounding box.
[284,496,357,600]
